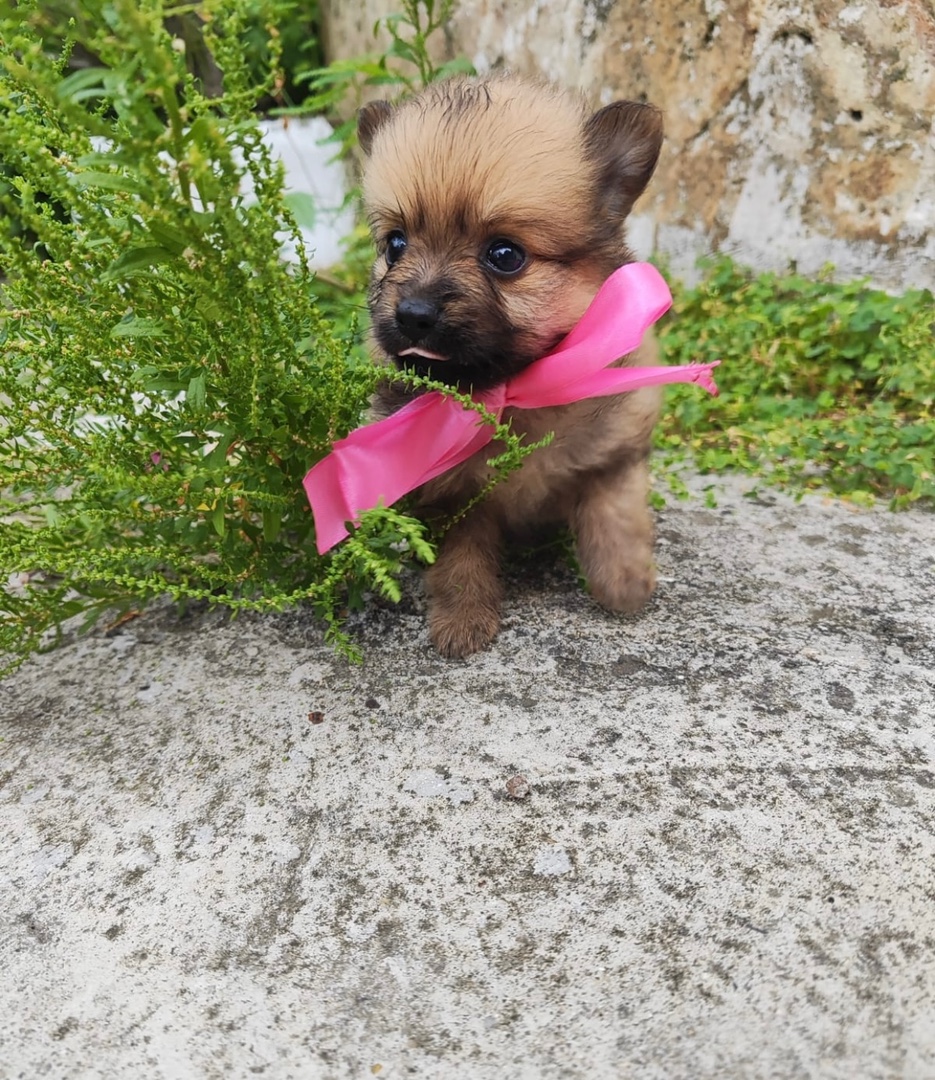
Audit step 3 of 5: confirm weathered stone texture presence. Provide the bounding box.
[321,0,935,289]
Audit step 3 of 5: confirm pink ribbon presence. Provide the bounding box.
[305,262,719,554]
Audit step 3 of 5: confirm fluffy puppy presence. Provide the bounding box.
[357,75,665,658]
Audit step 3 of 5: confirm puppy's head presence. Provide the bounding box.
[359,75,662,391]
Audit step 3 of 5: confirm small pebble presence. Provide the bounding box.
[308,711,325,725]
[505,774,530,799]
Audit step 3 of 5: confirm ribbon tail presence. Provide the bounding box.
[303,450,356,555]
[304,393,498,554]
[548,360,721,406]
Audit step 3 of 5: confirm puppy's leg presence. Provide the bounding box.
[425,510,502,658]
[572,454,656,613]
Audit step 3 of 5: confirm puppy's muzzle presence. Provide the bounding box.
[396,297,440,343]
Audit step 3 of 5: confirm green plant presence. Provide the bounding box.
[282,0,474,153]
[657,258,935,509]
[0,0,436,673]
[0,0,543,676]
[6,1,323,108]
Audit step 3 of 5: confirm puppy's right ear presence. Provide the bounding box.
[358,100,394,156]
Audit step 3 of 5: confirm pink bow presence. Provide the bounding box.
[305,262,719,554]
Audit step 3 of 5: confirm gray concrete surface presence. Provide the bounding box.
[2,472,934,1080]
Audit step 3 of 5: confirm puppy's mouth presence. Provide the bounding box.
[397,346,449,363]
[375,315,536,391]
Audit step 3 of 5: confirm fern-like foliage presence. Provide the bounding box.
[0,0,432,673]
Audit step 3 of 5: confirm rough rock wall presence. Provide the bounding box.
[320,0,935,290]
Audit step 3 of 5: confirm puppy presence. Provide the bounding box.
[357,74,664,658]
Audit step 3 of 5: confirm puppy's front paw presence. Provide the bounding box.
[573,457,657,616]
[429,604,500,658]
[424,515,503,658]
[587,559,656,614]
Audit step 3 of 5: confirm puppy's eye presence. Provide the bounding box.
[484,239,526,276]
[385,230,407,266]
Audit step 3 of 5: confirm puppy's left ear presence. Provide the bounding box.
[584,101,663,219]
[358,100,394,156]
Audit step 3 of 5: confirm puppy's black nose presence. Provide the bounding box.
[396,297,440,342]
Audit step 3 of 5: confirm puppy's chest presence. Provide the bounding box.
[419,387,659,524]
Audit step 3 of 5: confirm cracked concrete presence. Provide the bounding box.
[2,472,934,1079]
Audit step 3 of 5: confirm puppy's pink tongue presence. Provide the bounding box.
[398,347,448,362]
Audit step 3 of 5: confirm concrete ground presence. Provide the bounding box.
[2,471,934,1080]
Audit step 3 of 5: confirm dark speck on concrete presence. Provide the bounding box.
[827,682,857,711]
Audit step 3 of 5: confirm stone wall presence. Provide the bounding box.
[320,0,935,289]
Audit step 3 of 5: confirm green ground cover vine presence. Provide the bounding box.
[657,259,934,509]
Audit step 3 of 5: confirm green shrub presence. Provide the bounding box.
[0,0,435,673]
[5,1,323,108]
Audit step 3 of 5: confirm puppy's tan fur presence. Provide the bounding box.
[358,75,665,657]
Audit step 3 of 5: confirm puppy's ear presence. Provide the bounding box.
[584,101,663,218]
[358,100,394,156]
